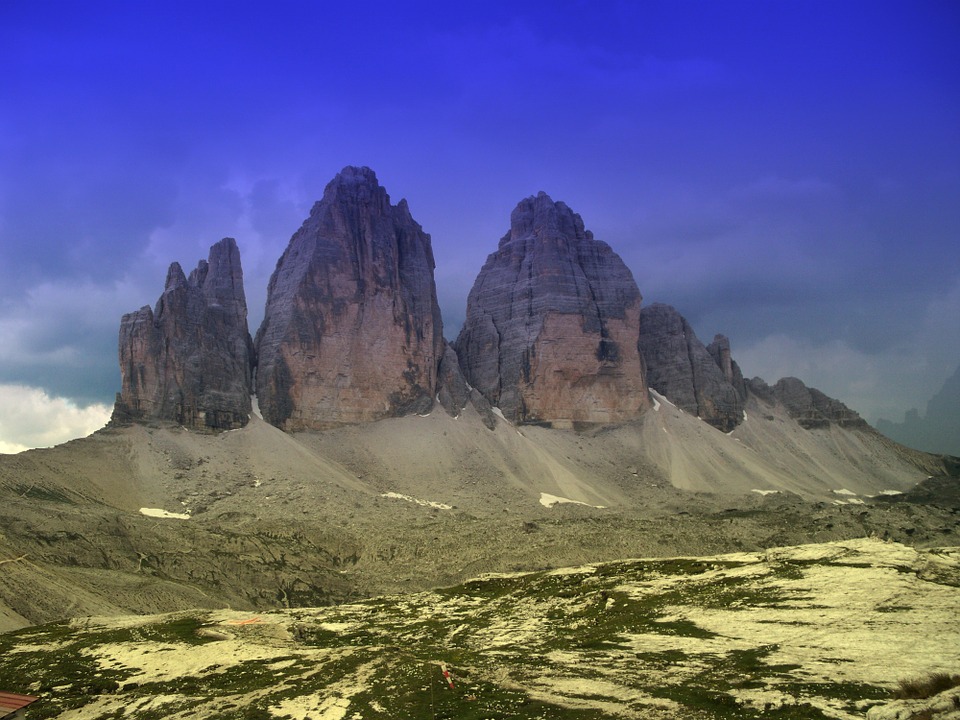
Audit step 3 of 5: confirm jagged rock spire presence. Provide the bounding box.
[254,166,444,430]
[639,303,745,432]
[114,237,254,431]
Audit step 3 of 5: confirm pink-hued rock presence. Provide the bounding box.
[114,238,253,430]
[454,192,648,427]
[254,167,444,430]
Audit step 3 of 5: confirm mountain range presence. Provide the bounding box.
[1,166,957,635]
[111,166,905,441]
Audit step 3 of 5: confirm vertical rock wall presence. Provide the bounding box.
[254,167,444,430]
[639,303,745,432]
[455,192,648,426]
[115,238,253,430]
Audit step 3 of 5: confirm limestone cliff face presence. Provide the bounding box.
[748,376,867,429]
[639,304,745,432]
[707,334,748,401]
[254,167,444,430]
[115,238,253,430]
[435,342,498,430]
[454,192,648,426]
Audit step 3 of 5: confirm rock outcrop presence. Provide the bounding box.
[747,376,867,429]
[639,304,745,432]
[254,167,444,430]
[454,192,648,427]
[436,342,497,430]
[114,238,253,430]
[707,334,748,400]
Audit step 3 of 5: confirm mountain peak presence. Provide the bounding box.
[456,192,647,426]
[505,191,591,247]
[255,169,443,430]
[114,239,253,431]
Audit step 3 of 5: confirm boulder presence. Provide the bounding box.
[114,238,253,431]
[454,192,648,427]
[254,167,444,430]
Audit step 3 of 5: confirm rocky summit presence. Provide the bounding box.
[455,192,649,427]
[748,375,867,429]
[639,303,746,432]
[114,237,253,431]
[254,166,444,430]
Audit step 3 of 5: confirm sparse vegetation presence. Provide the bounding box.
[896,672,960,699]
[1,538,956,719]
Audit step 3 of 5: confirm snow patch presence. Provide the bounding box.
[492,407,507,422]
[743,410,748,421]
[875,490,904,496]
[381,492,451,510]
[832,488,857,496]
[649,389,675,408]
[751,489,780,496]
[139,508,190,520]
[539,493,606,509]
[250,394,263,420]
[650,395,661,412]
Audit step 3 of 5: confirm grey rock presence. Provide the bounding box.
[750,376,867,429]
[436,343,471,417]
[454,192,648,426]
[436,342,500,431]
[254,166,444,430]
[114,238,253,431]
[706,334,747,401]
[639,304,744,432]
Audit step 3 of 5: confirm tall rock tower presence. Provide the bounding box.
[115,237,254,430]
[255,166,444,430]
[455,192,648,427]
[638,303,746,432]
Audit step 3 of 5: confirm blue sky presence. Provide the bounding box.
[1,0,958,451]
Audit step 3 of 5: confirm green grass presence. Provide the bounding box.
[0,553,902,719]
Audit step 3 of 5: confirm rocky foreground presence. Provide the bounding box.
[1,393,956,632]
[2,538,958,720]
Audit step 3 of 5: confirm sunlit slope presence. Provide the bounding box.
[0,401,952,631]
[2,538,957,720]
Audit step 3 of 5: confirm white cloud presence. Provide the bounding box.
[737,335,884,416]
[737,274,960,424]
[0,385,110,454]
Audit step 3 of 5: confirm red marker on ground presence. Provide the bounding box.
[440,662,454,689]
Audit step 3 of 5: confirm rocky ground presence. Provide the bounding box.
[1,538,958,719]
[0,397,957,633]
[1,395,958,718]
